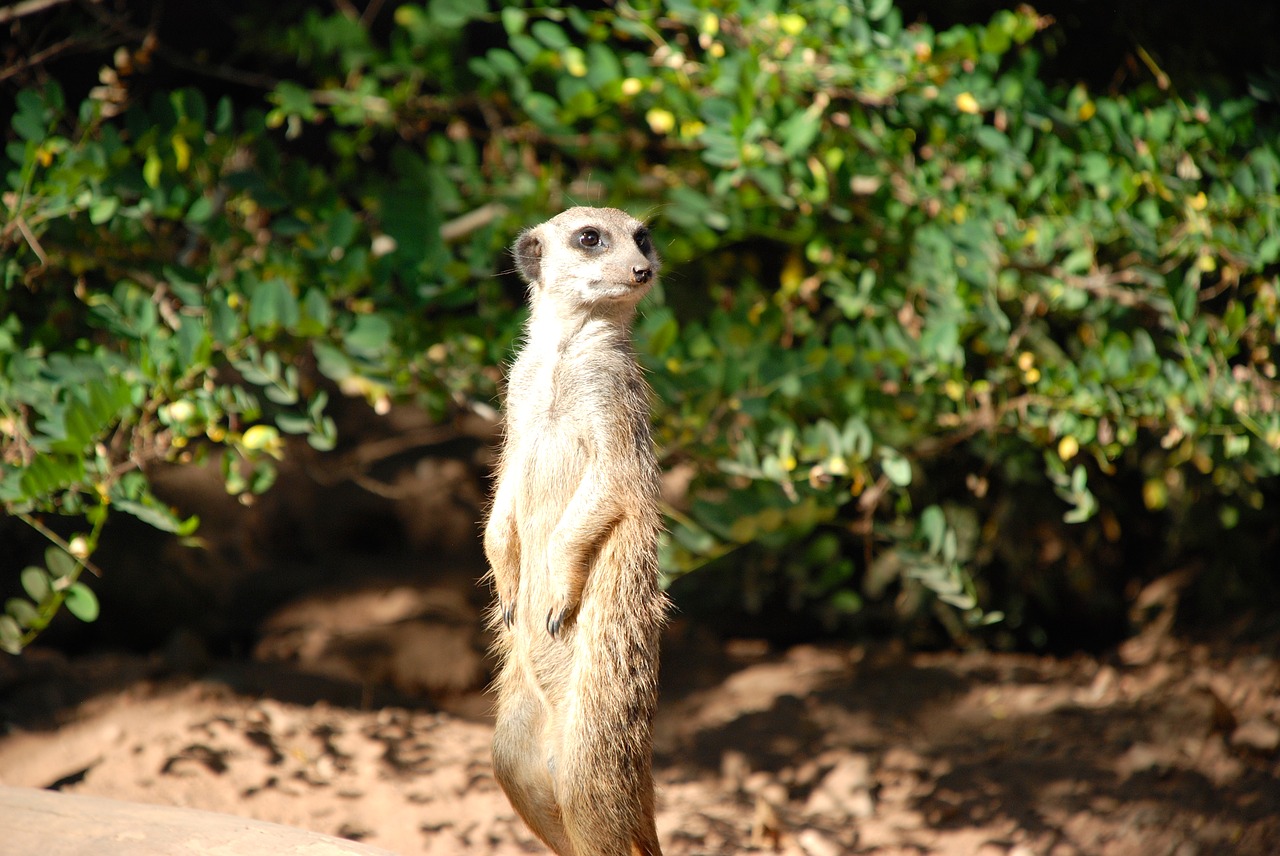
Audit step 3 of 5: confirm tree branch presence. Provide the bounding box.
[0,0,77,24]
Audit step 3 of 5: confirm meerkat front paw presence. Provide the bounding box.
[546,605,564,637]
[546,602,576,638]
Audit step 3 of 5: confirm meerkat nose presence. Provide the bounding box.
[631,266,652,285]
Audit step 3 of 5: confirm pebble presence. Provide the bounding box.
[1230,718,1280,754]
[797,829,843,856]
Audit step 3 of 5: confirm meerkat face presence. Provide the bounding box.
[513,207,660,310]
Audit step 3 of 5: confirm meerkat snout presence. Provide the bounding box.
[632,264,652,285]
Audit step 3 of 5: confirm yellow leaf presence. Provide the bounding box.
[646,108,675,135]
[143,148,162,189]
[241,424,282,457]
[171,133,191,172]
[779,253,805,296]
[955,92,981,114]
[564,48,587,78]
[1058,436,1080,461]
[779,13,806,36]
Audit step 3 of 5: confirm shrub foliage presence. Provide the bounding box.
[3,0,1278,651]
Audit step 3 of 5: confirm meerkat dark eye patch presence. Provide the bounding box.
[633,228,651,255]
[577,228,603,249]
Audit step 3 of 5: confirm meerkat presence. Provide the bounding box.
[484,207,669,856]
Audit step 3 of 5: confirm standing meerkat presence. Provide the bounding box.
[484,207,669,856]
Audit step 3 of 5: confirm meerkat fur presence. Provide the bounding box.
[484,207,669,856]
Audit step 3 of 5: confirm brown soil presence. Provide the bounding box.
[2,430,1278,855]
[2,600,1278,856]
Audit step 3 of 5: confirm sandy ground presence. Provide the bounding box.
[2,601,1278,856]
[2,444,1278,854]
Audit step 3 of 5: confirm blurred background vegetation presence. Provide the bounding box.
[2,0,1278,655]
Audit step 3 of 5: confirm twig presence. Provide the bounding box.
[0,0,76,24]
[441,203,509,243]
[17,513,104,578]
[14,215,48,267]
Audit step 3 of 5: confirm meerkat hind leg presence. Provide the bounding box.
[555,714,661,856]
[492,683,574,854]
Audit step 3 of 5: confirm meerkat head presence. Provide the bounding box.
[512,207,660,311]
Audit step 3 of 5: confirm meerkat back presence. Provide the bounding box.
[484,207,668,856]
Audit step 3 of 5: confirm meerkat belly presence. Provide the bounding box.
[511,424,588,604]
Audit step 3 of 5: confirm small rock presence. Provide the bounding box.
[1231,718,1280,754]
[752,791,783,849]
[848,788,875,819]
[721,749,750,791]
[744,770,773,795]
[805,755,875,818]
[760,781,789,808]
[822,754,873,791]
[797,829,842,856]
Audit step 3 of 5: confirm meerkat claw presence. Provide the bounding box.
[502,602,515,629]
[547,607,564,638]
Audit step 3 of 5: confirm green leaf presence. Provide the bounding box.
[0,616,23,654]
[919,505,947,556]
[89,196,119,224]
[186,195,215,224]
[307,416,338,452]
[531,20,570,50]
[113,498,198,534]
[500,7,527,35]
[64,582,100,623]
[345,313,392,357]
[778,110,822,158]
[5,598,39,628]
[313,342,352,381]
[12,89,49,140]
[428,0,486,29]
[45,546,76,579]
[247,278,300,333]
[881,451,913,487]
[21,566,51,602]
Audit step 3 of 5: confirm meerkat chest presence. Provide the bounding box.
[510,331,630,424]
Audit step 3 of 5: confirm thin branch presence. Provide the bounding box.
[0,0,76,24]
[0,34,86,83]
[14,216,48,267]
[17,513,104,578]
[441,203,509,243]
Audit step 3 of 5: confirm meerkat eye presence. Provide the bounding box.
[578,228,601,248]
[634,229,652,255]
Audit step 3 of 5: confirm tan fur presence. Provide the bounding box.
[484,207,668,856]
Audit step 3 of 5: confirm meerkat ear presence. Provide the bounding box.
[513,228,543,285]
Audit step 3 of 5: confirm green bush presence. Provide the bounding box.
[3,1,1277,651]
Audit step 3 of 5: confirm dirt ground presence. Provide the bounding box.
[2,591,1278,856]
[1,435,1278,855]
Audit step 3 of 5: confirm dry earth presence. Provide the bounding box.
[2,599,1278,856]
[2,434,1278,855]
